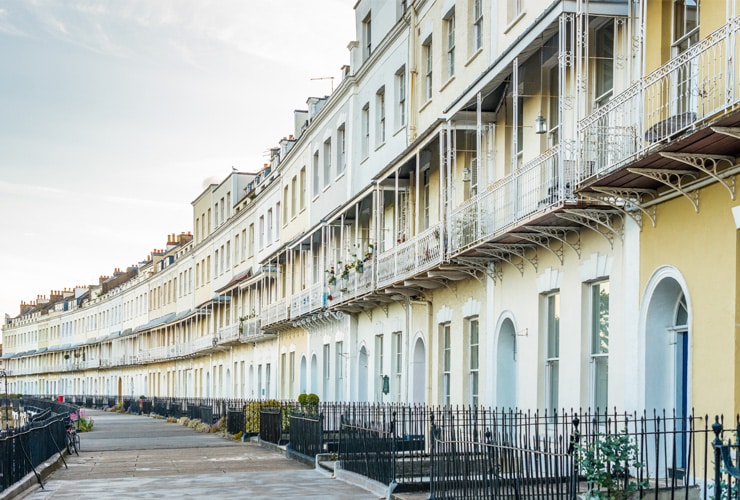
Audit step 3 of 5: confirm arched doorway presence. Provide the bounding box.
[642,268,691,475]
[225,368,232,398]
[411,337,426,404]
[358,346,368,401]
[205,371,211,399]
[310,354,318,394]
[496,316,518,408]
[300,355,307,394]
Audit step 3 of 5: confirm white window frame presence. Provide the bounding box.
[590,281,609,410]
[545,292,560,410]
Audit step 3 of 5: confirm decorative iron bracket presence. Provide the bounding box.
[477,244,538,275]
[451,257,497,283]
[660,152,736,201]
[712,126,740,140]
[520,225,582,262]
[628,167,699,211]
[556,209,622,247]
[582,187,656,229]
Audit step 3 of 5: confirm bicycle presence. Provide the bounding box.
[65,416,80,456]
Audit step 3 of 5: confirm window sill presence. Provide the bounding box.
[375,141,386,153]
[504,11,526,34]
[419,99,433,113]
[465,48,483,67]
[440,75,456,92]
[334,171,345,182]
[393,125,406,138]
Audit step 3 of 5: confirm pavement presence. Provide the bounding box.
[15,410,386,499]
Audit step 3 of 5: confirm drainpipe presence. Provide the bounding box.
[408,0,419,142]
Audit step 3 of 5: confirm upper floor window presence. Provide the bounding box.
[363,13,372,60]
[423,39,433,101]
[312,151,320,197]
[283,185,289,222]
[507,0,520,24]
[673,0,699,54]
[291,176,297,218]
[473,0,483,51]
[323,139,332,188]
[258,216,265,249]
[445,11,455,79]
[299,167,306,210]
[267,208,273,245]
[594,21,614,108]
[337,124,346,175]
[396,67,406,128]
[376,87,386,145]
[362,103,370,158]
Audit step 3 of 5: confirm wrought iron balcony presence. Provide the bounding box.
[326,259,375,306]
[376,223,444,289]
[579,17,740,184]
[262,298,289,327]
[291,282,323,318]
[449,145,572,257]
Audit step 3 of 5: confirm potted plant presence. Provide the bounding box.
[575,429,648,499]
[326,266,337,286]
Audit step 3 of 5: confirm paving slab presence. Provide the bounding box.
[19,410,380,499]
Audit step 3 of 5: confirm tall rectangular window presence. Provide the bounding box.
[291,176,297,218]
[392,331,402,400]
[591,281,609,410]
[226,241,231,268]
[441,323,451,406]
[323,344,331,397]
[267,209,273,245]
[594,22,614,108]
[312,151,320,197]
[469,318,479,406]
[446,12,455,79]
[545,292,560,410]
[548,64,560,144]
[376,87,386,145]
[335,341,344,399]
[258,216,265,249]
[362,103,370,158]
[248,224,254,257]
[374,334,384,401]
[423,39,433,101]
[362,13,372,60]
[507,0,520,24]
[337,125,346,175]
[396,67,406,128]
[289,351,295,399]
[299,167,306,210]
[283,186,289,222]
[473,0,483,51]
[673,0,699,54]
[323,139,331,187]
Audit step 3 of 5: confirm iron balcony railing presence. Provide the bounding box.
[376,222,444,288]
[449,145,570,255]
[291,282,323,318]
[579,16,740,181]
[262,297,289,327]
[327,259,375,306]
[217,324,239,343]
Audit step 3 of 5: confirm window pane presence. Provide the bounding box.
[593,356,608,410]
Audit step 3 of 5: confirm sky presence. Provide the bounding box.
[0,0,356,321]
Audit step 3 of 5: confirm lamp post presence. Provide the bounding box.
[0,369,8,430]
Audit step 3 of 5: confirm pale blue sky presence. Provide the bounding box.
[0,0,355,320]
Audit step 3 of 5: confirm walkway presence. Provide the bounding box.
[19,410,379,499]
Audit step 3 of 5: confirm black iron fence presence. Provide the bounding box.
[288,411,323,459]
[0,397,78,494]
[35,395,740,498]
